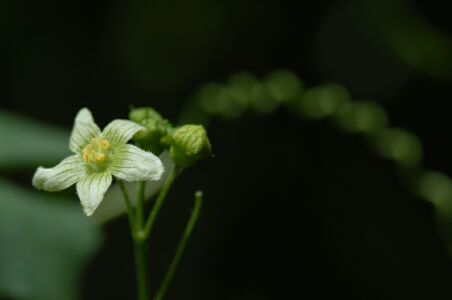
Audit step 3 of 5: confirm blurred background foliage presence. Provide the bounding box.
[3,0,452,299]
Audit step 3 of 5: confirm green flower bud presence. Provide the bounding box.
[129,107,163,124]
[129,107,173,155]
[170,125,212,167]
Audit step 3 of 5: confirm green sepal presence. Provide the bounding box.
[170,125,212,167]
[129,107,173,155]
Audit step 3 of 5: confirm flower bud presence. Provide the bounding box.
[129,107,172,155]
[170,125,212,167]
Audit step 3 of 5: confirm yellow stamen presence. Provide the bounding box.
[82,137,110,164]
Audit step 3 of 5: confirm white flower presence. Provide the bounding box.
[32,108,164,216]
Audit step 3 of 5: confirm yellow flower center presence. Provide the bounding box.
[82,137,111,164]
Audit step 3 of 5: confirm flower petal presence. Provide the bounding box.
[32,155,85,192]
[76,172,112,216]
[69,108,102,153]
[102,120,145,145]
[111,144,164,182]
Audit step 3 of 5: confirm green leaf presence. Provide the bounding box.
[0,110,70,170]
[0,179,101,300]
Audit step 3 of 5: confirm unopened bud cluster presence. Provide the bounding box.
[129,107,173,155]
[130,107,212,167]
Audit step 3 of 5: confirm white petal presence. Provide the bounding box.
[91,151,174,223]
[69,108,102,153]
[76,172,112,216]
[111,144,164,182]
[102,120,145,145]
[32,155,85,192]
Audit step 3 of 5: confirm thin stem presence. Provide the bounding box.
[153,191,203,300]
[136,181,146,228]
[120,167,183,300]
[118,181,135,233]
[143,167,182,238]
[133,180,149,300]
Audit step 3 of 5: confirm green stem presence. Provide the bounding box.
[118,181,135,234]
[134,238,149,300]
[134,180,149,300]
[153,191,203,300]
[143,167,182,238]
[120,167,183,300]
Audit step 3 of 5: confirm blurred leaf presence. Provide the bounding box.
[373,128,423,167]
[299,84,350,119]
[264,70,303,103]
[0,110,70,170]
[249,83,279,114]
[335,101,388,134]
[0,179,101,300]
[418,172,452,211]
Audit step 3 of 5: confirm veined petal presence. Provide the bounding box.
[76,172,112,216]
[102,120,145,145]
[111,144,164,182]
[32,155,85,192]
[69,108,102,153]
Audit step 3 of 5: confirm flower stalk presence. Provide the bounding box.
[134,237,149,300]
[126,167,180,300]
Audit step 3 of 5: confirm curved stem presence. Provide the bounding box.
[143,167,182,238]
[153,191,203,300]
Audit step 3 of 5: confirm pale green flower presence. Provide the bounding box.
[32,108,164,216]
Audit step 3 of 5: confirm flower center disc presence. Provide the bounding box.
[82,137,111,165]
